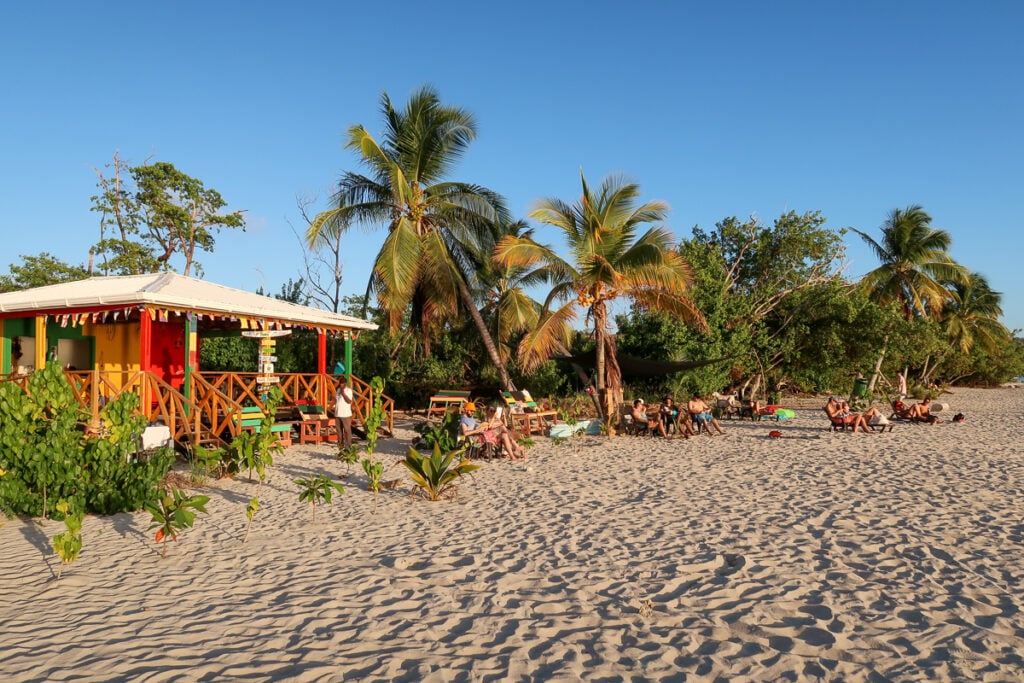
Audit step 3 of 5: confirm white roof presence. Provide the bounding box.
[0,272,378,332]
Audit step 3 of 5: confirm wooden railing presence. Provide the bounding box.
[196,372,394,434]
[4,369,394,444]
[63,370,208,445]
[191,372,244,440]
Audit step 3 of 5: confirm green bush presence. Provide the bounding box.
[0,362,173,518]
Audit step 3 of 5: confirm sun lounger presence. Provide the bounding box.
[501,390,558,436]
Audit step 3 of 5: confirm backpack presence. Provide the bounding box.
[952,413,965,423]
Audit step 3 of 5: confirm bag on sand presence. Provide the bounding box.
[952,413,965,423]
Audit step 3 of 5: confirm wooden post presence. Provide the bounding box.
[344,331,353,384]
[34,315,47,371]
[139,308,152,417]
[317,329,327,409]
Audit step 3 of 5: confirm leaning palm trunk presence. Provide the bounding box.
[455,273,515,392]
[602,335,623,432]
[866,333,889,394]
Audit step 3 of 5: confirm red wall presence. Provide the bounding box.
[149,321,185,390]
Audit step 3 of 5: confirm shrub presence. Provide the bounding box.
[0,362,172,518]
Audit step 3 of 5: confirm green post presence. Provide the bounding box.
[344,331,353,384]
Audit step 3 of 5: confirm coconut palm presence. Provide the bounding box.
[306,85,515,389]
[852,205,968,320]
[495,172,706,422]
[852,205,968,390]
[472,219,555,365]
[941,272,1009,354]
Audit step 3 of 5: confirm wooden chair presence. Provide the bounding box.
[501,390,559,436]
[294,402,337,445]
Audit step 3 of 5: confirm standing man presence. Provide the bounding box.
[335,376,354,449]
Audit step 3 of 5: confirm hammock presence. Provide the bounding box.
[552,350,731,379]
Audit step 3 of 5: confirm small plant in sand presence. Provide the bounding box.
[413,410,461,453]
[363,376,386,456]
[361,458,385,512]
[295,473,344,522]
[145,488,210,558]
[52,499,84,581]
[242,497,259,543]
[336,445,362,473]
[188,444,224,485]
[400,443,478,502]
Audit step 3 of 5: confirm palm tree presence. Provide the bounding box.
[852,205,968,390]
[941,272,1010,354]
[852,205,967,320]
[306,86,514,389]
[495,172,706,423]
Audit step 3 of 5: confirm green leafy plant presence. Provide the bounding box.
[336,445,361,473]
[400,443,479,502]
[0,362,172,519]
[413,409,461,453]
[243,497,259,543]
[295,473,344,522]
[188,444,224,485]
[145,488,210,558]
[233,387,285,483]
[364,376,386,456]
[362,458,385,512]
[52,499,84,581]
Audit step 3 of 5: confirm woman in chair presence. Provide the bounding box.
[825,397,871,433]
[460,403,526,460]
[631,399,669,437]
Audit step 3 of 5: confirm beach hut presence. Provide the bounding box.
[0,272,386,446]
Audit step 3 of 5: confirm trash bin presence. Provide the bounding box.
[853,378,869,398]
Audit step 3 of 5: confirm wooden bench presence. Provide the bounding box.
[427,390,471,418]
[237,407,294,447]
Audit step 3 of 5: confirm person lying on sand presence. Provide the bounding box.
[688,394,726,436]
[460,403,526,460]
[632,399,670,437]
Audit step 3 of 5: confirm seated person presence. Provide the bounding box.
[631,399,669,437]
[825,397,870,433]
[460,402,526,460]
[905,397,940,423]
[687,394,726,436]
[660,396,693,438]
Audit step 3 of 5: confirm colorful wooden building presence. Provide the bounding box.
[0,273,388,446]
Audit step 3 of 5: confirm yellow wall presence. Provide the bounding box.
[84,322,140,383]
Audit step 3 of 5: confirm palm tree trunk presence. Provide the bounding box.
[593,302,610,421]
[866,333,889,394]
[454,274,515,392]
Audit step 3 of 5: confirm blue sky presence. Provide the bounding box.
[2,1,1021,331]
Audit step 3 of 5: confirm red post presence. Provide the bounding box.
[317,330,327,409]
[139,308,152,416]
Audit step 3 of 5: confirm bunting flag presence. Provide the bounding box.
[60,314,69,328]
[91,312,100,324]
[148,308,157,321]
[79,313,89,326]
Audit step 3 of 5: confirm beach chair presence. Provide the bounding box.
[823,406,852,432]
[501,390,558,436]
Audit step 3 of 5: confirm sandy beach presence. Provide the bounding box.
[2,387,1023,682]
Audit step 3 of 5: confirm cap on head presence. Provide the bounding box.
[464,401,476,412]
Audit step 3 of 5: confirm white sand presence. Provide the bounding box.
[2,387,1023,681]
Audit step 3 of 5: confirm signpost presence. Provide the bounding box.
[242,329,292,398]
